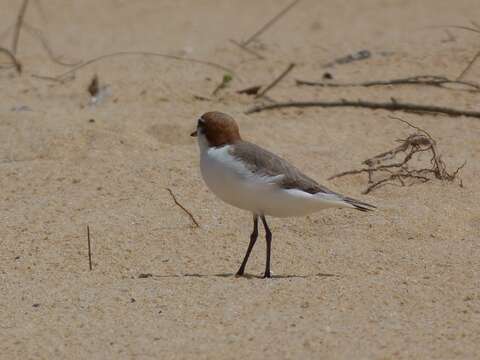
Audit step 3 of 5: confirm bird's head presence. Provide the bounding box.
[191,111,242,150]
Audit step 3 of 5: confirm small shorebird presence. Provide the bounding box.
[191,111,375,278]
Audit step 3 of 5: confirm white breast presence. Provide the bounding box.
[200,145,267,212]
[199,143,348,217]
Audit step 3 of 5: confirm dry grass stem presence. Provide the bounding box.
[11,0,29,55]
[166,188,200,228]
[255,63,295,98]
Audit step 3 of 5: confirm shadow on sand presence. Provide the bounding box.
[137,272,340,279]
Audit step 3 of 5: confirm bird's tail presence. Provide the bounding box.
[342,197,376,212]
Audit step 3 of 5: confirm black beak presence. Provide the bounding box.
[190,130,197,137]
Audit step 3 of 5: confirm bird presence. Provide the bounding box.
[191,111,375,278]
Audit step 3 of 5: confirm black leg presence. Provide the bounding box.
[260,215,272,278]
[236,214,259,276]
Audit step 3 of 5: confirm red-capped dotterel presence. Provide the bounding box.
[191,111,375,278]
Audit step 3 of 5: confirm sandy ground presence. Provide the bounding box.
[1,0,480,359]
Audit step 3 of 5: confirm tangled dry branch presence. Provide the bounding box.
[329,116,466,194]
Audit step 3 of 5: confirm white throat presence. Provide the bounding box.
[197,132,211,154]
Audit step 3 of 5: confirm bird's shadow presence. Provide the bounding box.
[137,272,339,280]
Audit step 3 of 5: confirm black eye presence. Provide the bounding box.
[197,118,205,128]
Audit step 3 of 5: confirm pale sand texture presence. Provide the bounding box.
[1,1,480,359]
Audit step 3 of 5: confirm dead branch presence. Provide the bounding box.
[11,0,29,55]
[242,0,301,46]
[432,25,480,79]
[458,50,480,80]
[0,47,22,73]
[165,188,200,228]
[329,116,465,194]
[245,99,480,119]
[30,73,73,82]
[363,174,430,194]
[255,63,295,98]
[441,29,456,43]
[36,51,235,80]
[229,39,265,59]
[296,75,480,92]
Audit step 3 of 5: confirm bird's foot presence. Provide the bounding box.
[235,269,245,277]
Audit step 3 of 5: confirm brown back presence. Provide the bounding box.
[230,141,334,195]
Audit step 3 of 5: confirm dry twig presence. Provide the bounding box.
[242,0,302,46]
[441,29,456,43]
[36,51,235,80]
[87,225,93,271]
[229,39,265,60]
[165,188,200,228]
[11,0,29,55]
[256,63,295,98]
[458,50,480,80]
[0,47,22,73]
[329,116,466,194]
[296,75,480,92]
[432,25,480,79]
[30,73,73,82]
[245,99,480,119]
[229,0,301,59]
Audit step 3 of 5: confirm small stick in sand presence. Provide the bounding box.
[166,188,200,228]
[87,225,93,271]
[255,63,295,99]
[441,29,456,43]
[42,51,235,81]
[296,75,480,92]
[11,0,29,55]
[229,39,265,60]
[430,25,480,80]
[242,0,302,46]
[0,47,22,73]
[457,50,480,80]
